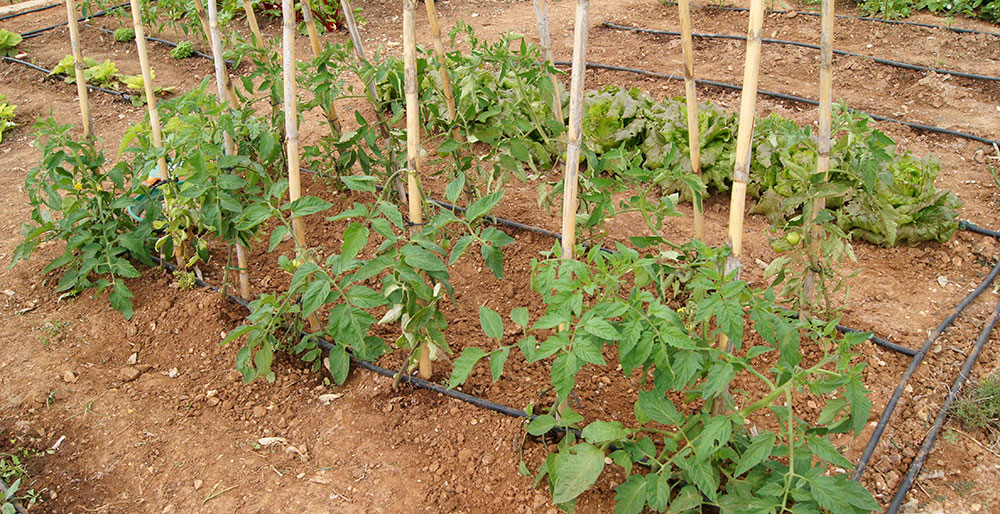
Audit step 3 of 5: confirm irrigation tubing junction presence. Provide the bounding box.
[554,60,1000,148]
[660,1,1000,39]
[602,21,1000,83]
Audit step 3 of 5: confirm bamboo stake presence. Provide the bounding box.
[403,0,432,380]
[282,0,320,332]
[65,0,92,137]
[560,0,588,261]
[207,0,251,301]
[424,0,457,127]
[242,0,263,47]
[340,0,407,204]
[301,0,342,137]
[128,0,168,183]
[194,0,239,105]
[800,0,834,316]
[677,0,704,240]
[553,0,589,415]
[532,0,564,124]
[712,0,765,416]
[190,0,213,44]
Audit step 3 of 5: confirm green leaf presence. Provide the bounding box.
[582,318,620,340]
[347,285,386,309]
[511,307,529,329]
[807,436,854,470]
[582,420,628,445]
[446,174,466,203]
[637,390,682,426]
[489,346,510,381]
[552,443,605,504]
[269,225,289,252]
[679,454,718,502]
[479,305,504,340]
[808,475,851,513]
[526,414,557,436]
[448,235,474,265]
[400,244,446,272]
[694,415,732,459]
[838,476,881,511]
[285,196,333,218]
[573,339,607,366]
[341,222,369,261]
[734,432,775,476]
[327,344,350,385]
[465,190,503,222]
[613,474,649,514]
[447,347,487,388]
[301,276,330,317]
[110,281,134,320]
[702,362,734,401]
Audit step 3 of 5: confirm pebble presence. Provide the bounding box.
[252,406,267,418]
[193,479,203,490]
[62,370,77,383]
[119,367,141,382]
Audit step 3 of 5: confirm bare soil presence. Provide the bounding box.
[1,0,1000,512]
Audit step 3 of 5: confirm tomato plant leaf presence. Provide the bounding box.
[526,414,557,436]
[479,305,504,340]
[285,196,333,218]
[637,390,682,426]
[582,420,628,445]
[552,443,605,504]
[735,432,775,476]
[511,307,529,329]
[465,190,503,223]
[489,346,510,382]
[613,474,648,514]
[341,222,369,261]
[327,344,350,385]
[447,347,487,389]
[582,318,620,341]
[806,436,854,469]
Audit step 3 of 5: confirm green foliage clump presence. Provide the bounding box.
[953,373,1000,429]
[50,55,119,88]
[859,0,1000,22]
[12,117,153,319]
[169,40,194,60]
[0,29,22,57]
[0,94,15,143]
[113,27,136,42]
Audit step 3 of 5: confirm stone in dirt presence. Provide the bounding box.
[119,367,141,382]
[62,370,77,383]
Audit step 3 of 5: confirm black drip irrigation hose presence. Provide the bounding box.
[852,255,1000,480]
[89,25,217,62]
[1,55,135,102]
[0,477,29,514]
[0,1,61,22]
[603,21,1000,83]
[554,60,1000,148]
[18,2,129,39]
[660,1,1000,39]
[960,219,1000,240]
[887,295,1000,513]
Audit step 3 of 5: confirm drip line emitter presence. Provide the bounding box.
[148,179,999,510]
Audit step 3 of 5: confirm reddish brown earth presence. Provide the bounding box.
[1,0,1000,512]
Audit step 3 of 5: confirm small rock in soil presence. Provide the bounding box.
[119,367,141,382]
[252,406,267,418]
[193,479,203,490]
[62,370,77,383]
[126,352,138,365]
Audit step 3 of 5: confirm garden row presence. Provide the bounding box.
[4,1,984,512]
